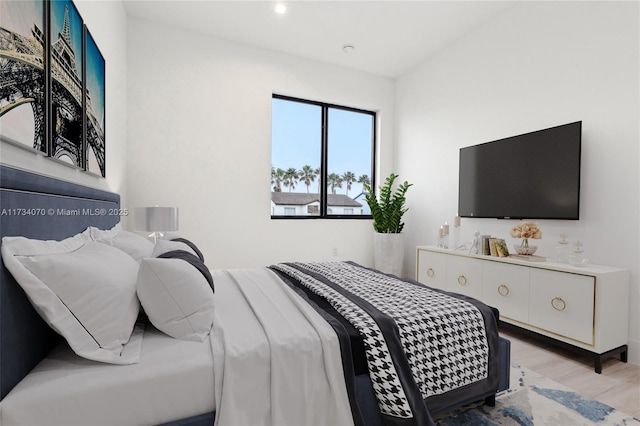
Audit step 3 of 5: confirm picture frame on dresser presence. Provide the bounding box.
[416,245,630,373]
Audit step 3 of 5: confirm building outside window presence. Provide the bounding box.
[271,95,375,218]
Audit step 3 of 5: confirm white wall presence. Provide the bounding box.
[126,17,395,269]
[395,1,639,363]
[0,1,129,210]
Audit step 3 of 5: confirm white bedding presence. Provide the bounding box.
[0,325,215,426]
[211,268,354,426]
[1,267,354,426]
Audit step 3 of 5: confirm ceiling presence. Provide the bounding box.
[123,1,515,79]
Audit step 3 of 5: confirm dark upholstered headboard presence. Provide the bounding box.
[0,165,121,400]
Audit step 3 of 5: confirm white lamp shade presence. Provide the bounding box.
[135,207,179,232]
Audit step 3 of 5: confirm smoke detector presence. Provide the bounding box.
[342,45,355,54]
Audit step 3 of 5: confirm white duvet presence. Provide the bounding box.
[211,268,354,426]
[0,268,354,426]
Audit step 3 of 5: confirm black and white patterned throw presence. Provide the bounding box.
[270,261,490,424]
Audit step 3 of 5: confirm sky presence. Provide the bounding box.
[271,97,374,196]
[0,1,42,36]
[0,1,44,145]
[51,0,83,78]
[86,29,105,128]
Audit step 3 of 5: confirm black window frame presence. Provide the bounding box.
[271,94,376,220]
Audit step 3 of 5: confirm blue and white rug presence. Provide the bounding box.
[435,364,640,425]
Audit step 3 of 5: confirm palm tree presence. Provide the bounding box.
[283,167,299,192]
[327,173,343,194]
[342,171,356,196]
[271,167,285,192]
[315,167,321,193]
[357,174,371,189]
[299,165,318,194]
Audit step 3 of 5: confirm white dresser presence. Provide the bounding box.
[416,246,630,373]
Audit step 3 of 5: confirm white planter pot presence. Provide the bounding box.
[373,232,404,276]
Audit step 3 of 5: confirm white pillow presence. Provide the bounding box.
[87,223,153,262]
[1,234,143,364]
[137,258,214,342]
[151,239,198,258]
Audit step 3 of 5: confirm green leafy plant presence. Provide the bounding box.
[363,173,413,233]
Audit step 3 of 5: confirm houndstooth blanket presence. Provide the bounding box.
[270,261,499,426]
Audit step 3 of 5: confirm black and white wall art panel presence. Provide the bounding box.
[0,0,47,154]
[1,0,107,177]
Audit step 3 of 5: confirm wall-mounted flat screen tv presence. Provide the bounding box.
[458,121,581,220]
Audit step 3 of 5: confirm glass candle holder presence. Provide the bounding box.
[555,233,570,263]
[569,240,588,266]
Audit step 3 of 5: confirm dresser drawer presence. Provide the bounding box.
[529,269,595,345]
[446,255,483,299]
[417,250,447,290]
[482,261,530,323]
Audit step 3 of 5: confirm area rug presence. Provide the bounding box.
[435,364,640,425]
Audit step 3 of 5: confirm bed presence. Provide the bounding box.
[0,164,510,426]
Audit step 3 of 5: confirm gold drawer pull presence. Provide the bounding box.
[551,297,567,311]
[457,275,467,286]
[426,268,435,278]
[498,284,510,297]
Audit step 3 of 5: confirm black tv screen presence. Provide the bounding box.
[458,121,581,220]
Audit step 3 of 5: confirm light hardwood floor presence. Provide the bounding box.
[500,327,640,418]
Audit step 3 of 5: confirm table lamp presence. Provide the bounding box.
[134,206,179,243]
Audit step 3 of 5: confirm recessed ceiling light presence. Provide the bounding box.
[274,3,287,14]
[343,45,355,54]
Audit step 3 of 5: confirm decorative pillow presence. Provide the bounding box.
[170,237,205,262]
[137,257,215,342]
[158,250,214,290]
[1,234,143,364]
[151,239,198,258]
[86,223,153,262]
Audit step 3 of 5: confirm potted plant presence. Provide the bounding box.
[363,173,412,276]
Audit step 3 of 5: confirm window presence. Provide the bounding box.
[271,95,375,218]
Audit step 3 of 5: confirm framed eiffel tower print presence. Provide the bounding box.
[0,0,48,154]
[84,26,105,177]
[50,0,84,169]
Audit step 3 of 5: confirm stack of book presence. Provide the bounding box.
[480,236,546,261]
[481,236,510,258]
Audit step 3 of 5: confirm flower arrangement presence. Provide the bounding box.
[510,220,542,241]
[510,221,542,254]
